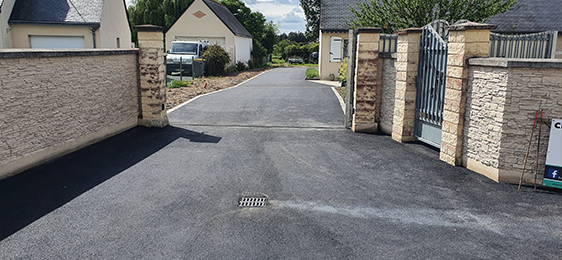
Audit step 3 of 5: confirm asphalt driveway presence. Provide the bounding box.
[1,67,561,259]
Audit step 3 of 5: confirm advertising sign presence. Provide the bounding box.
[543,119,562,189]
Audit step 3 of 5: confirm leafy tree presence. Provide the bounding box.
[128,0,193,44]
[278,33,288,41]
[219,0,266,40]
[219,0,274,64]
[273,39,292,59]
[349,0,516,33]
[261,21,278,55]
[288,32,307,43]
[299,0,320,42]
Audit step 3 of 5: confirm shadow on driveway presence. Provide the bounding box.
[0,126,221,240]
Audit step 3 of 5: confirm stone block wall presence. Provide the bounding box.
[379,56,397,134]
[464,58,562,183]
[0,49,139,178]
[392,29,421,142]
[352,28,382,133]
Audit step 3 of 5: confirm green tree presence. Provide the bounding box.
[260,21,278,55]
[219,0,266,40]
[299,0,320,42]
[128,0,193,44]
[349,0,516,33]
[273,39,292,59]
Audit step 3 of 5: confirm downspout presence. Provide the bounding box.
[90,26,99,48]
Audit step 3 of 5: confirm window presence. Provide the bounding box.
[329,36,342,62]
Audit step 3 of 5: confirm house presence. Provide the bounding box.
[319,0,562,79]
[0,0,131,49]
[318,0,361,80]
[486,0,562,58]
[165,0,253,65]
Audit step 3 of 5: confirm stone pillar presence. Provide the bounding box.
[134,25,169,128]
[352,27,383,133]
[392,28,422,142]
[440,22,496,165]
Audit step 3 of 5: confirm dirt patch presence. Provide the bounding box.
[166,69,269,110]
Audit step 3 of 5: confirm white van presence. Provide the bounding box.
[166,41,206,75]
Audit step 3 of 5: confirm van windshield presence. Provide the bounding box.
[170,43,198,54]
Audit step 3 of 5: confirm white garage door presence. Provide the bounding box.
[30,36,86,49]
[174,36,225,45]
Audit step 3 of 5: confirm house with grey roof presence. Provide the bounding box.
[0,0,131,49]
[318,0,562,78]
[486,0,562,58]
[318,0,361,80]
[166,0,253,65]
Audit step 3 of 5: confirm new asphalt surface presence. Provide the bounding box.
[1,67,561,259]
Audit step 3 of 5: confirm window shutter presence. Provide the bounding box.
[330,36,342,62]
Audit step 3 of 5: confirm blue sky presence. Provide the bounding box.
[126,0,306,34]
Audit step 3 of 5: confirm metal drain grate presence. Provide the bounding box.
[239,196,268,207]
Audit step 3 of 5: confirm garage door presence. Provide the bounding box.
[30,36,86,49]
[174,36,225,45]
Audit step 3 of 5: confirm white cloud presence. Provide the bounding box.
[281,11,303,24]
[241,0,305,34]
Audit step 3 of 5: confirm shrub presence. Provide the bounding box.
[305,68,319,79]
[284,44,301,58]
[337,58,348,86]
[225,65,238,74]
[168,80,190,88]
[236,61,247,71]
[202,44,231,76]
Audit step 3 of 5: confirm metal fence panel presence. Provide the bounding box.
[379,34,398,54]
[489,31,557,59]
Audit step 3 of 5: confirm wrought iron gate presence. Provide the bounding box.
[414,22,448,148]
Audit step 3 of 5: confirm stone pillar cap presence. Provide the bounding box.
[357,27,383,34]
[134,25,165,32]
[449,21,497,31]
[395,28,423,35]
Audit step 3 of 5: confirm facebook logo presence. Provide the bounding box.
[548,169,560,179]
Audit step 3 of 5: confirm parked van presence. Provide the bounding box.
[166,41,206,75]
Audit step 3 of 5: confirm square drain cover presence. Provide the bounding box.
[239,196,268,207]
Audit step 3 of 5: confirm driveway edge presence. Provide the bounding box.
[331,87,346,114]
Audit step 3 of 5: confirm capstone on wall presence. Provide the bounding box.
[0,50,139,177]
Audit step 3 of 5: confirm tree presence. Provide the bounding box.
[128,0,193,44]
[288,32,307,43]
[261,21,278,55]
[349,0,516,33]
[219,0,266,40]
[299,0,320,42]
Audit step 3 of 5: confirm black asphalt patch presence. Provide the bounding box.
[1,67,561,259]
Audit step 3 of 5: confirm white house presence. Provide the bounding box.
[166,0,253,64]
[0,0,131,49]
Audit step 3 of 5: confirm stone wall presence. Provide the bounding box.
[464,58,562,183]
[0,49,139,178]
[379,55,396,134]
[352,28,382,133]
